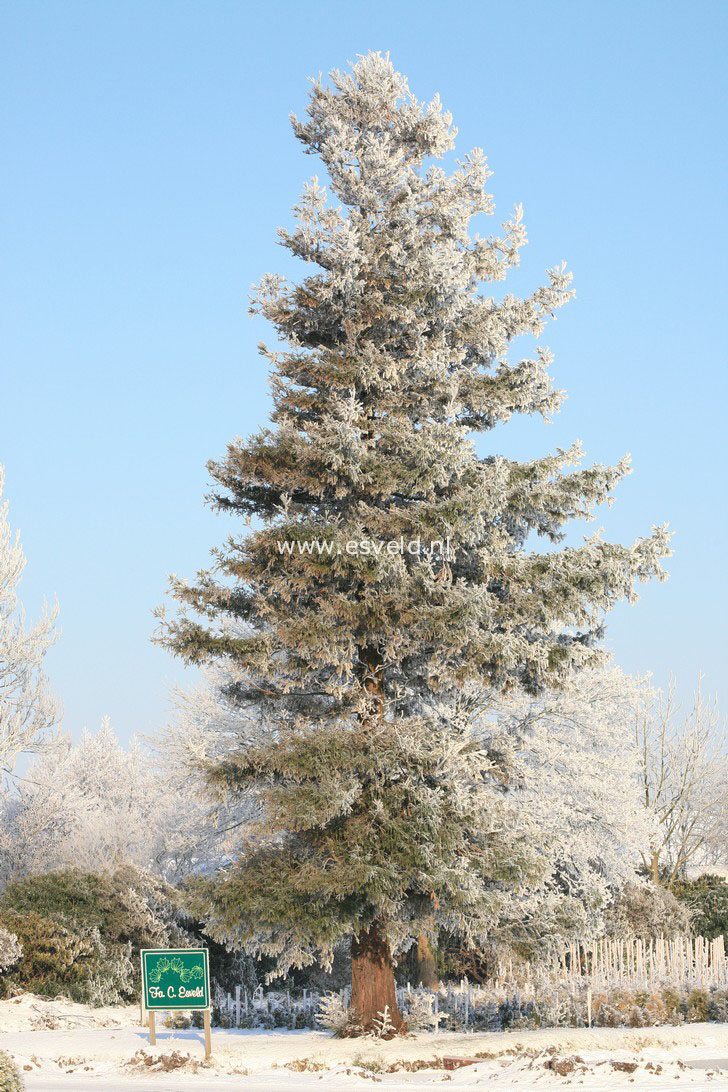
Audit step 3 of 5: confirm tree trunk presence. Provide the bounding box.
[413,933,439,988]
[350,921,406,1035]
[651,851,660,885]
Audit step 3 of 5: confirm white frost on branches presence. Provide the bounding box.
[154,658,264,871]
[636,676,727,884]
[0,927,21,972]
[0,719,155,883]
[495,663,654,904]
[0,718,209,885]
[0,690,257,887]
[0,466,60,782]
[480,667,658,946]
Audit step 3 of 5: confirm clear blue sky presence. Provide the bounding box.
[2,0,726,742]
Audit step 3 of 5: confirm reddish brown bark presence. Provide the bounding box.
[349,652,405,1035]
[414,933,439,988]
[350,922,406,1035]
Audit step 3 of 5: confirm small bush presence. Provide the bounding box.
[0,908,94,998]
[0,1050,24,1092]
[603,883,692,939]
[708,988,728,1022]
[687,987,710,1022]
[660,985,681,1021]
[402,989,443,1031]
[316,992,350,1035]
[643,991,670,1024]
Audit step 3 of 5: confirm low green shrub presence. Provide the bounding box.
[0,907,133,1005]
[2,870,122,933]
[687,987,710,1022]
[1,866,189,960]
[0,866,194,1001]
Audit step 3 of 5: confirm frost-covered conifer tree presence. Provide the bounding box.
[0,467,59,783]
[158,54,670,1031]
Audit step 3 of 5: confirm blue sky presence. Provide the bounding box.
[2,0,726,742]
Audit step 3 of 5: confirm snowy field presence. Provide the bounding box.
[2,996,728,1090]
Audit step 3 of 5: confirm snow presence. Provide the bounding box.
[2,995,728,1089]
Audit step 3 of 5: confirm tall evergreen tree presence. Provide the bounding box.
[158,54,670,1031]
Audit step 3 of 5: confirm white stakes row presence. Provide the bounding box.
[210,935,728,1031]
[497,935,728,992]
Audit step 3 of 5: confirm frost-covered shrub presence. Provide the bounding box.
[593,988,648,1028]
[587,984,728,1028]
[83,937,136,1006]
[430,979,728,1032]
[660,986,681,1021]
[0,1050,24,1092]
[370,1005,397,1038]
[316,992,350,1035]
[0,908,95,998]
[402,990,443,1031]
[469,999,503,1031]
[0,928,21,972]
[468,986,585,1031]
[603,883,691,939]
[707,988,728,1022]
[531,988,583,1029]
[686,988,710,1022]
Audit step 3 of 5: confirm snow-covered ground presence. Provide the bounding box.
[2,994,728,1090]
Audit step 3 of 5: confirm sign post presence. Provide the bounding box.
[140,949,212,1060]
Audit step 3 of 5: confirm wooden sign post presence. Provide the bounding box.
[203,1008,212,1059]
[140,948,212,1060]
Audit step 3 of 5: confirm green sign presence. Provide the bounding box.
[141,949,210,1010]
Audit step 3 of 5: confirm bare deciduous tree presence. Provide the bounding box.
[0,467,60,782]
[636,676,726,886]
